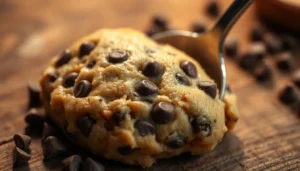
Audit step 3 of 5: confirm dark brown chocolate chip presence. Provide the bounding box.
[55,49,72,67]
[79,42,95,58]
[224,39,238,58]
[254,62,272,82]
[239,52,259,71]
[251,25,265,42]
[197,81,217,99]
[28,82,42,108]
[276,52,293,72]
[292,70,300,88]
[82,158,105,171]
[282,34,298,50]
[191,21,207,34]
[166,134,185,149]
[190,115,212,137]
[108,50,128,63]
[135,80,158,96]
[74,80,92,98]
[63,154,82,171]
[180,61,197,78]
[142,61,163,78]
[47,72,59,83]
[206,0,219,17]
[86,60,96,69]
[249,43,267,60]
[25,108,45,127]
[152,14,168,29]
[117,146,134,155]
[63,72,78,88]
[279,84,298,105]
[13,147,31,167]
[43,136,67,160]
[175,73,190,86]
[77,115,95,136]
[151,102,174,124]
[264,34,283,55]
[134,120,156,136]
[13,134,31,152]
[43,123,57,141]
[111,112,125,126]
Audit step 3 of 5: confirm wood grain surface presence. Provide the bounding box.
[0,0,299,170]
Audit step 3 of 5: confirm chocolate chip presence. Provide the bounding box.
[47,72,59,83]
[206,0,219,17]
[292,70,300,88]
[117,146,134,155]
[108,50,128,63]
[43,123,57,141]
[13,147,31,167]
[82,158,105,171]
[166,134,185,149]
[79,42,95,58]
[142,61,163,78]
[190,115,212,137]
[264,34,283,55]
[191,21,207,34]
[152,14,168,29]
[74,80,92,98]
[254,62,272,82]
[63,155,82,171]
[77,115,95,136]
[279,84,298,104]
[180,61,197,78]
[197,81,217,99]
[251,25,265,42]
[135,80,158,96]
[111,112,125,126]
[239,52,259,71]
[224,39,238,58]
[134,120,156,136]
[63,72,78,88]
[276,52,294,72]
[86,60,96,69]
[28,82,42,108]
[151,102,174,124]
[249,43,267,60]
[25,108,45,127]
[43,136,68,159]
[175,73,190,86]
[55,49,72,67]
[13,134,31,153]
[282,34,298,50]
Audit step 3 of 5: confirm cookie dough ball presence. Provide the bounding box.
[40,28,238,167]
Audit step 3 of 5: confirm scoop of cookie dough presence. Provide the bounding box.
[40,28,238,167]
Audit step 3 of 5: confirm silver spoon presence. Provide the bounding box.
[152,0,254,99]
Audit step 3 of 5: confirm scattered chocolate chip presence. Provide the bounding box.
[43,123,57,141]
[151,102,174,124]
[13,147,31,167]
[175,73,190,86]
[47,72,59,83]
[292,70,300,88]
[249,43,267,60]
[63,72,78,88]
[206,0,219,17]
[152,14,168,29]
[239,52,259,71]
[167,134,185,149]
[190,115,212,137]
[79,42,95,58]
[279,84,298,105]
[117,146,134,155]
[142,61,163,78]
[86,60,96,69]
[180,61,197,78]
[82,158,105,171]
[134,120,156,136]
[55,49,72,67]
[43,136,68,159]
[191,21,207,34]
[135,80,158,96]
[77,115,95,136]
[25,108,45,127]
[63,155,82,171]
[264,34,283,55]
[108,50,128,63]
[254,62,272,82]
[13,134,31,153]
[282,34,298,50]
[197,81,217,99]
[74,80,92,98]
[224,39,238,58]
[111,112,125,126]
[276,52,294,72]
[251,25,265,42]
[28,82,42,108]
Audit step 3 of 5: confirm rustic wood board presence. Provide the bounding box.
[0,0,299,170]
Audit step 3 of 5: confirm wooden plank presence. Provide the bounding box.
[0,0,300,170]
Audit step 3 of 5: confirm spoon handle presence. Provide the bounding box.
[213,0,255,39]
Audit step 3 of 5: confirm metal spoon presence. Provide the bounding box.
[152,0,254,99]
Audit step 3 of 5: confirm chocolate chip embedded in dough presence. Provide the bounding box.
[76,115,95,136]
[191,21,207,34]
[275,52,294,72]
[206,0,219,17]
[180,61,197,78]
[108,50,128,63]
[279,84,298,105]
[86,60,96,69]
[47,72,59,83]
[151,102,174,124]
[79,42,95,58]
[135,80,158,96]
[117,146,134,155]
[74,80,92,98]
[175,73,191,86]
[190,115,212,137]
[111,112,125,126]
[142,61,163,78]
[134,119,156,136]
[63,72,78,88]
[166,134,185,149]
[224,39,238,58]
[197,81,217,99]
[55,49,72,67]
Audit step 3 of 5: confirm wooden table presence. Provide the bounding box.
[0,0,299,170]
